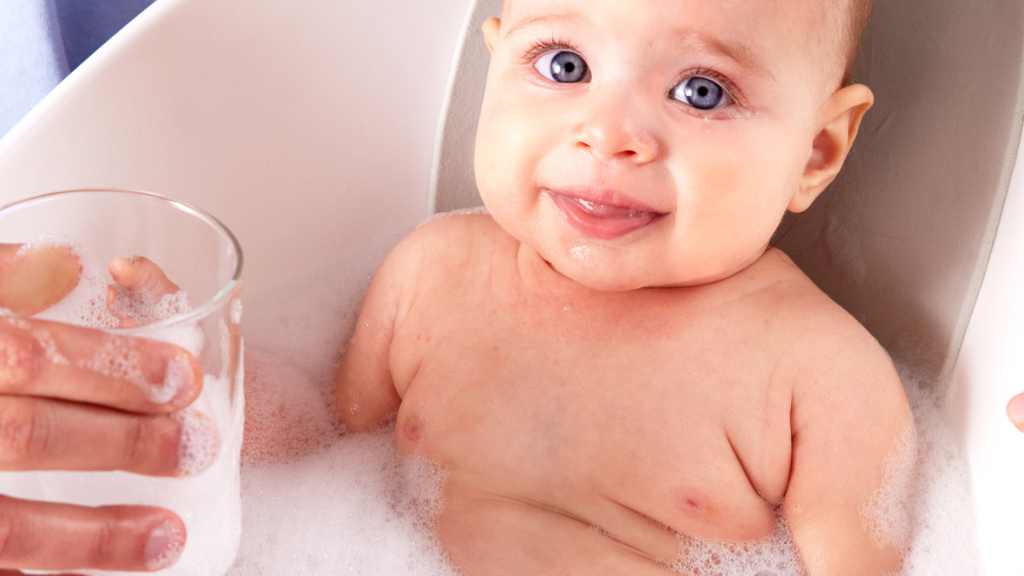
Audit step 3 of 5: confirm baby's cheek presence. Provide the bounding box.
[679,148,780,219]
[477,107,553,219]
[670,150,792,273]
[476,108,525,193]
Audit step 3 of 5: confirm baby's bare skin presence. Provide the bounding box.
[336,0,912,572]
[336,215,911,576]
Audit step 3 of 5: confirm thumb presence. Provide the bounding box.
[0,243,82,316]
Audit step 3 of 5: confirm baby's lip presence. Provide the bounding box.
[543,188,666,240]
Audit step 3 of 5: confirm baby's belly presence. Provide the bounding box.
[435,479,681,576]
[395,404,783,573]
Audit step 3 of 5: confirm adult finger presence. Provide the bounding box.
[108,257,180,297]
[0,396,218,477]
[0,317,201,413]
[1007,393,1024,432]
[0,244,81,317]
[106,257,183,328]
[0,496,185,572]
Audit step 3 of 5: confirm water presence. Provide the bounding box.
[227,225,982,576]
[0,238,244,576]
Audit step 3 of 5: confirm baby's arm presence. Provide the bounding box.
[783,330,914,576]
[333,217,461,432]
[334,215,483,431]
[333,247,406,432]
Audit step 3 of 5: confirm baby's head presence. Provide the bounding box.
[474,0,875,290]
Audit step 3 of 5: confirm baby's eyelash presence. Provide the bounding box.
[675,67,746,107]
[522,38,582,65]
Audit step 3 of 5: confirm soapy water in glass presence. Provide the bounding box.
[223,218,981,576]
[0,235,243,576]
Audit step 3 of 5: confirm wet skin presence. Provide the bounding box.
[336,0,910,573]
[335,215,912,576]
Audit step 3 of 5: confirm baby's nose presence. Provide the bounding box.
[571,88,659,163]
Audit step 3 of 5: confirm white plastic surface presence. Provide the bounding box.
[948,122,1024,575]
[0,0,1023,573]
[0,0,472,349]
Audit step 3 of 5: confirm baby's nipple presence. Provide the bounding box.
[402,414,425,444]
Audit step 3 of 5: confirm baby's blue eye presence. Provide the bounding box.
[671,77,729,110]
[534,50,589,83]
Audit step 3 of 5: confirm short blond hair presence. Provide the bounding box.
[841,0,874,84]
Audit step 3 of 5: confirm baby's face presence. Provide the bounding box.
[475,0,867,290]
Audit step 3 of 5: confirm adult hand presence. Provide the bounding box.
[1007,393,1024,433]
[0,244,204,573]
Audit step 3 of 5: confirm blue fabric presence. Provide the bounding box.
[0,0,154,138]
[54,0,157,70]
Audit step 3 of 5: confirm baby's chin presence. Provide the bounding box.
[539,250,679,292]
[541,246,766,292]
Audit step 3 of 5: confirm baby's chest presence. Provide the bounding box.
[390,304,793,540]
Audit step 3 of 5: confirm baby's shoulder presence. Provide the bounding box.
[379,210,512,284]
[753,250,904,409]
[412,209,505,245]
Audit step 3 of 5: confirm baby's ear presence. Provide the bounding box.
[790,84,874,213]
[482,17,501,53]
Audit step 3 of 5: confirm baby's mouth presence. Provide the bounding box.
[545,190,665,240]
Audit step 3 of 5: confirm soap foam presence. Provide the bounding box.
[154,353,193,405]
[666,510,805,576]
[79,333,148,388]
[31,327,69,366]
[30,236,123,330]
[898,370,981,576]
[228,427,457,576]
[109,286,190,326]
[172,407,222,477]
[860,420,918,551]
[240,350,338,466]
[226,228,460,575]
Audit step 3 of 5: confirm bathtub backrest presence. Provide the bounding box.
[431,0,1024,394]
[430,0,501,214]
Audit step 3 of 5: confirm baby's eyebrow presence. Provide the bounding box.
[673,30,775,81]
[502,12,583,39]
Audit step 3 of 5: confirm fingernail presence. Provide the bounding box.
[152,353,194,405]
[1008,394,1024,431]
[172,408,220,477]
[144,519,185,570]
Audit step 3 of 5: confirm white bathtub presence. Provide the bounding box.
[0,0,1021,573]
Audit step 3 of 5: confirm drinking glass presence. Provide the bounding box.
[0,189,244,575]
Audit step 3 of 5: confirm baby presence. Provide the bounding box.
[334,0,913,575]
